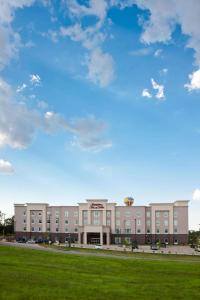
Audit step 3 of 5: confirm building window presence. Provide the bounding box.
[56,228,59,232]
[38,212,42,216]
[65,220,68,224]
[115,237,121,244]
[156,220,160,226]
[74,211,78,217]
[146,211,151,218]
[23,219,26,223]
[164,239,168,243]
[74,228,78,232]
[94,219,100,225]
[75,219,78,225]
[31,212,35,216]
[115,228,121,234]
[106,211,111,218]
[23,227,26,231]
[156,212,160,218]
[174,220,178,226]
[116,219,120,226]
[56,219,59,223]
[55,211,59,216]
[164,211,168,218]
[137,219,141,226]
[174,228,178,233]
[136,211,141,217]
[31,227,34,232]
[65,211,69,217]
[106,219,111,226]
[146,220,151,226]
[39,219,42,224]
[174,239,178,244]
[146,228,150,233]
[116,211,120,218]
[165,229,168,233]
[156,228,160,233]
[31,219,34,224]
[125,228,131,234]
[137,229,141,233]
[164,220,168,226]
[125,220,131,227]
[38,227,41,231]
[23,211,26,216]
[125,211,131,218]
[93,211,100,217]
[65,228,68,232]
[174,211,178,218]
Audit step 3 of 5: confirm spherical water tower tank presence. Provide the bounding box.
[124,197,134,206]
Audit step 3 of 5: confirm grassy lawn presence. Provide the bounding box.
[0,245,200,300]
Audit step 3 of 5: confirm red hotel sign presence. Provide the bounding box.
[90,203,104,209]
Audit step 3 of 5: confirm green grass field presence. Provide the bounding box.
[0,245,200,300]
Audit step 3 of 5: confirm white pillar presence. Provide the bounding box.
[78,232,81,244]
[107,232,110,245]
[83,232,87,244]
[100,230,103,245]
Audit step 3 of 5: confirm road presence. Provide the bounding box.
[1,241,200,263]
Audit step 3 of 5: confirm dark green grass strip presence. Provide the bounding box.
[0,245,200,300]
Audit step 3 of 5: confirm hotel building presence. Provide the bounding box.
[14,198,189,245]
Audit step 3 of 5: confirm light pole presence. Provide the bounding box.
[2,213,6,240]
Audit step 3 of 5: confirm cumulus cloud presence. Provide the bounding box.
[0,159,14,174]
[0,77,111,152]
[154,49,162,57]
[142,88,152,98]
[192,189,200,201]
[60,0,114,87]
[151,78,165,99]
[29,74,41,86]
[184,69,200,91]
[0,0,35,70]
[16,83,27,93]
[129,47,153,56]
[86,48,114,87]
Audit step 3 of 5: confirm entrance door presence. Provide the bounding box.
[90,238,100,244]
[87,232,101,244]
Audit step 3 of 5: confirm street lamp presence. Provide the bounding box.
[2,213,6,240]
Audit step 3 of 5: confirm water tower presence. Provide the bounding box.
[124,197,134,206]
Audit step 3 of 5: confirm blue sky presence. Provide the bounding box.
[0,0,200,230]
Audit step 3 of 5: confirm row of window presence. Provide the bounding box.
[115,228,178,234]
[24,210,179,219]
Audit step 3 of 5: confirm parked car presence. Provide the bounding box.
[26,239,36,244]
[16,238,26,243]
[95,244,103,249]
[151,244,159,250]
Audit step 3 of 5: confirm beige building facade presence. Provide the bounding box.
[14,199,189,245]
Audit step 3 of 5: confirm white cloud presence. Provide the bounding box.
[86,48,114,87]
[0,159,14,174]
[142,88,152,98]
[0,0,35,70]
[154,49,162,57]
[29,74,41,86]
[0,77,111,152]
[60,0,114,87]
[151,78,165,99]
[184,69,200,91]
[129,47,153,56]
[16,83,27,93]
[192,189,200,201]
